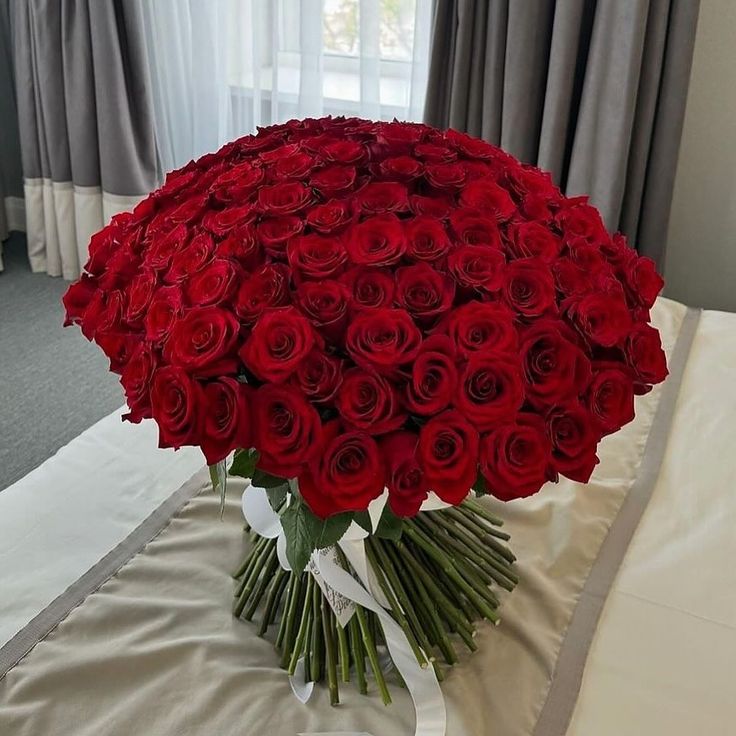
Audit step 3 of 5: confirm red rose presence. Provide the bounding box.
[459,180,516,221]
[296,280,351,341]
[600,232,637,270]
[95,331,138,374]
[235,264,291,325]
[347,214,406,266]
[381,431,428,517]
[480,414,553,501]
[62,274,98,326]
[202,204,256,237]
[445,301,517,357]
[446,129,495,159]
[272,151,315,181]
[395,263,455,327]
[456,352,524,431]
[299,422,385,518]
[143,223,188,271]
[144,285,184,344]
[449,208,502,247]
[546,402,600,483]
[218,226,263,271]
[322,140,367,165]
[552,257,590,297]
[167,194,208,225]
[405,335,458,416]
[184,258,240,307]
[292,349,344,404]
[310,165,357,197]
[404,216,451,263]
[341,267,395,309]
[306,200,354,234]
[256,216,304,259]
[448,244,505,292]
[258,181,313,215]
[201,378,252,465]
[121,343,156,423]
[241,306,317,382]
[520,319,591,407]
[418,410,479,505]
[425,162,467,190]
[288,233,348,280]
[508,221,561,263]
[409,195,452,219]
[625,323,668,386]
[587,363,635,434]
[211,163,264,203]
[380,155,424,182]
[259,142,300,163]
[503,257,557,317]
[624,256,664,309]
[164,306,240,375]
[253,383,323,478]
[165,231,215,283]
[150,366,204,449]
[566,292,632,347]
[337,368,406,434]
[345,308,422,375]
[414,143,456,162]
[556,201,608,245]
[355,181,410,215]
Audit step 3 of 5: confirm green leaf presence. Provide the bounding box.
[312,512,354,549]
[229,448,259,479]
[375,506,403,541]
[472,472,488,497]
[353,510,373,534]
[265,483,289,512]
[252,467,290,489]
[280,499,318,572]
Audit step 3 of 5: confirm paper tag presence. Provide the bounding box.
[308,547,356,627]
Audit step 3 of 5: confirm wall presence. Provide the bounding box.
[665,0,736,312]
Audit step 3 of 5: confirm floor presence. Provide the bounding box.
[0,233,123,490]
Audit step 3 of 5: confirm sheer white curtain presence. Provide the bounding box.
[139,0,433,173]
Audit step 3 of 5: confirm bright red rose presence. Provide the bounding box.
[556,200,608,246]
[503,257,557,317]
[341,267,395,309]
[201,378,252,465]
[405,334,458,416]
[202,204,256,237]
[345,308,422,375]
[144,285,184,344]
[256,217,304,259]
[587,363,635,434]
[305,200,354,234]
[121,343,156,423]
[143,224,188,271]
[336,368,406,434]
[62,273,98,326]
[165,231,215,284]
[347,214,406,266]
[121,271,156,327]
[253,383,323,478]
[218,226,263,270]
[322,140,367,165]
[480,414,553,501]
[395,263,455,327]
[459,180,516,221]
[310,165,357,197]
[184,258,239,307]
[508,221,561,263]
[241,306,317,382]
[404,216,451,263]
[150,366,204,449]
[413,142,456,162]
[456,352,524,431]
[418,410,479,505]
[258,181,313,215]
[234,264,291,325]
[296,281,352,341]
[167,194,208,225]
[288,233,348,280]
[299,422,385,518]
[448,244,505,292]
[292,349,344,404]
[625,323,669,386]
[445,301,517,357]
[381,431,428,517]
[272,151,315,181]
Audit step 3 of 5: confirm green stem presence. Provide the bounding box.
[288,576,314,675]
[280,573,304,668]
[336,620,351,683]
[310,577,323,682]
[243,546,279,620]
[356,605,391,705]
[322,600,339,706]
[349,615,368,695]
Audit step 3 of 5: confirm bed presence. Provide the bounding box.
[1,296,734,736]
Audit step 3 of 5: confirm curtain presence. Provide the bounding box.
[10,0,158,280]
[424,0,700,268]
[137,0,433,172]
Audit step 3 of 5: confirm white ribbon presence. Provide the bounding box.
[241,486,448,736]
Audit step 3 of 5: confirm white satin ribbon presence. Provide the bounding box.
[241,486,448,736]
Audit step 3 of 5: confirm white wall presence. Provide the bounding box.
[665,0,736,312]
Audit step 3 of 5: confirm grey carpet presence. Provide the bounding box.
[0,233,124,491]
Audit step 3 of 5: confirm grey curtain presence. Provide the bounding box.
[10,0,159,278]
[424,0,700,268]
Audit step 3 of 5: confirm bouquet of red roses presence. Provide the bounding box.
[63,116,667,707]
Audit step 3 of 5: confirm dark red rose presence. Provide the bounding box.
[449,208,502,247]
[624,256,664,309]
[150,366,204,449]
[272,151,315,181]
[459,180,516,221]
[395,263,455,327]
[143,224,188,271]
[292,349,344,404]
[201,378,252,465]
[124,269,158,327]
[625,323,668,386]
[258,181,313,215]
[380,155,424,182]
[253,383,323,478]
[306,200,354,234]
[336,368,406,434]
[165,231,215,284]
[94,331,138,374]
[184,258,240,307]
[404,216,451,263]
[566,292,632,347]
[345,308,422,375]
[556,200,608,245]
[503,257,557,317]
[121,343,156,423]
[288,233,348,280]
[259,142,300,163]
[414,143,456,162]
[256,216,304,259]
[520,320,591,407]
[164,306,240,375]
[241,306,317,382]
[552,257,591,297]
[546,402,600,483]
[444,301,517,357]
[347,214,406,266]
[218,225,263,270]
[97,241,139,291]
[235,264,291,325]
[377,123,424,153]
[210,162,264,203]
[167,194,208,225]
[448,244,505,292]
[296,280,351,341]
[341,267,395,309]
[144,286,184,344]
[62,274,98,326]
[355,181,409,215]
[381,431,428,517]
[480,414,553,501]
[310,165,357,197]
[418,410,479,505]
[425,162,467,190]
[456,352,524,431]
[600,232,637,270]
[446,129,495,159]
[322,140,367,165]
[587,363,635,434]
[81,289,124,341]
[409,194,452,219]
[300,422,385,519]
[508,221,561,263]
[202,204,256,237]
[405,335,458,416]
